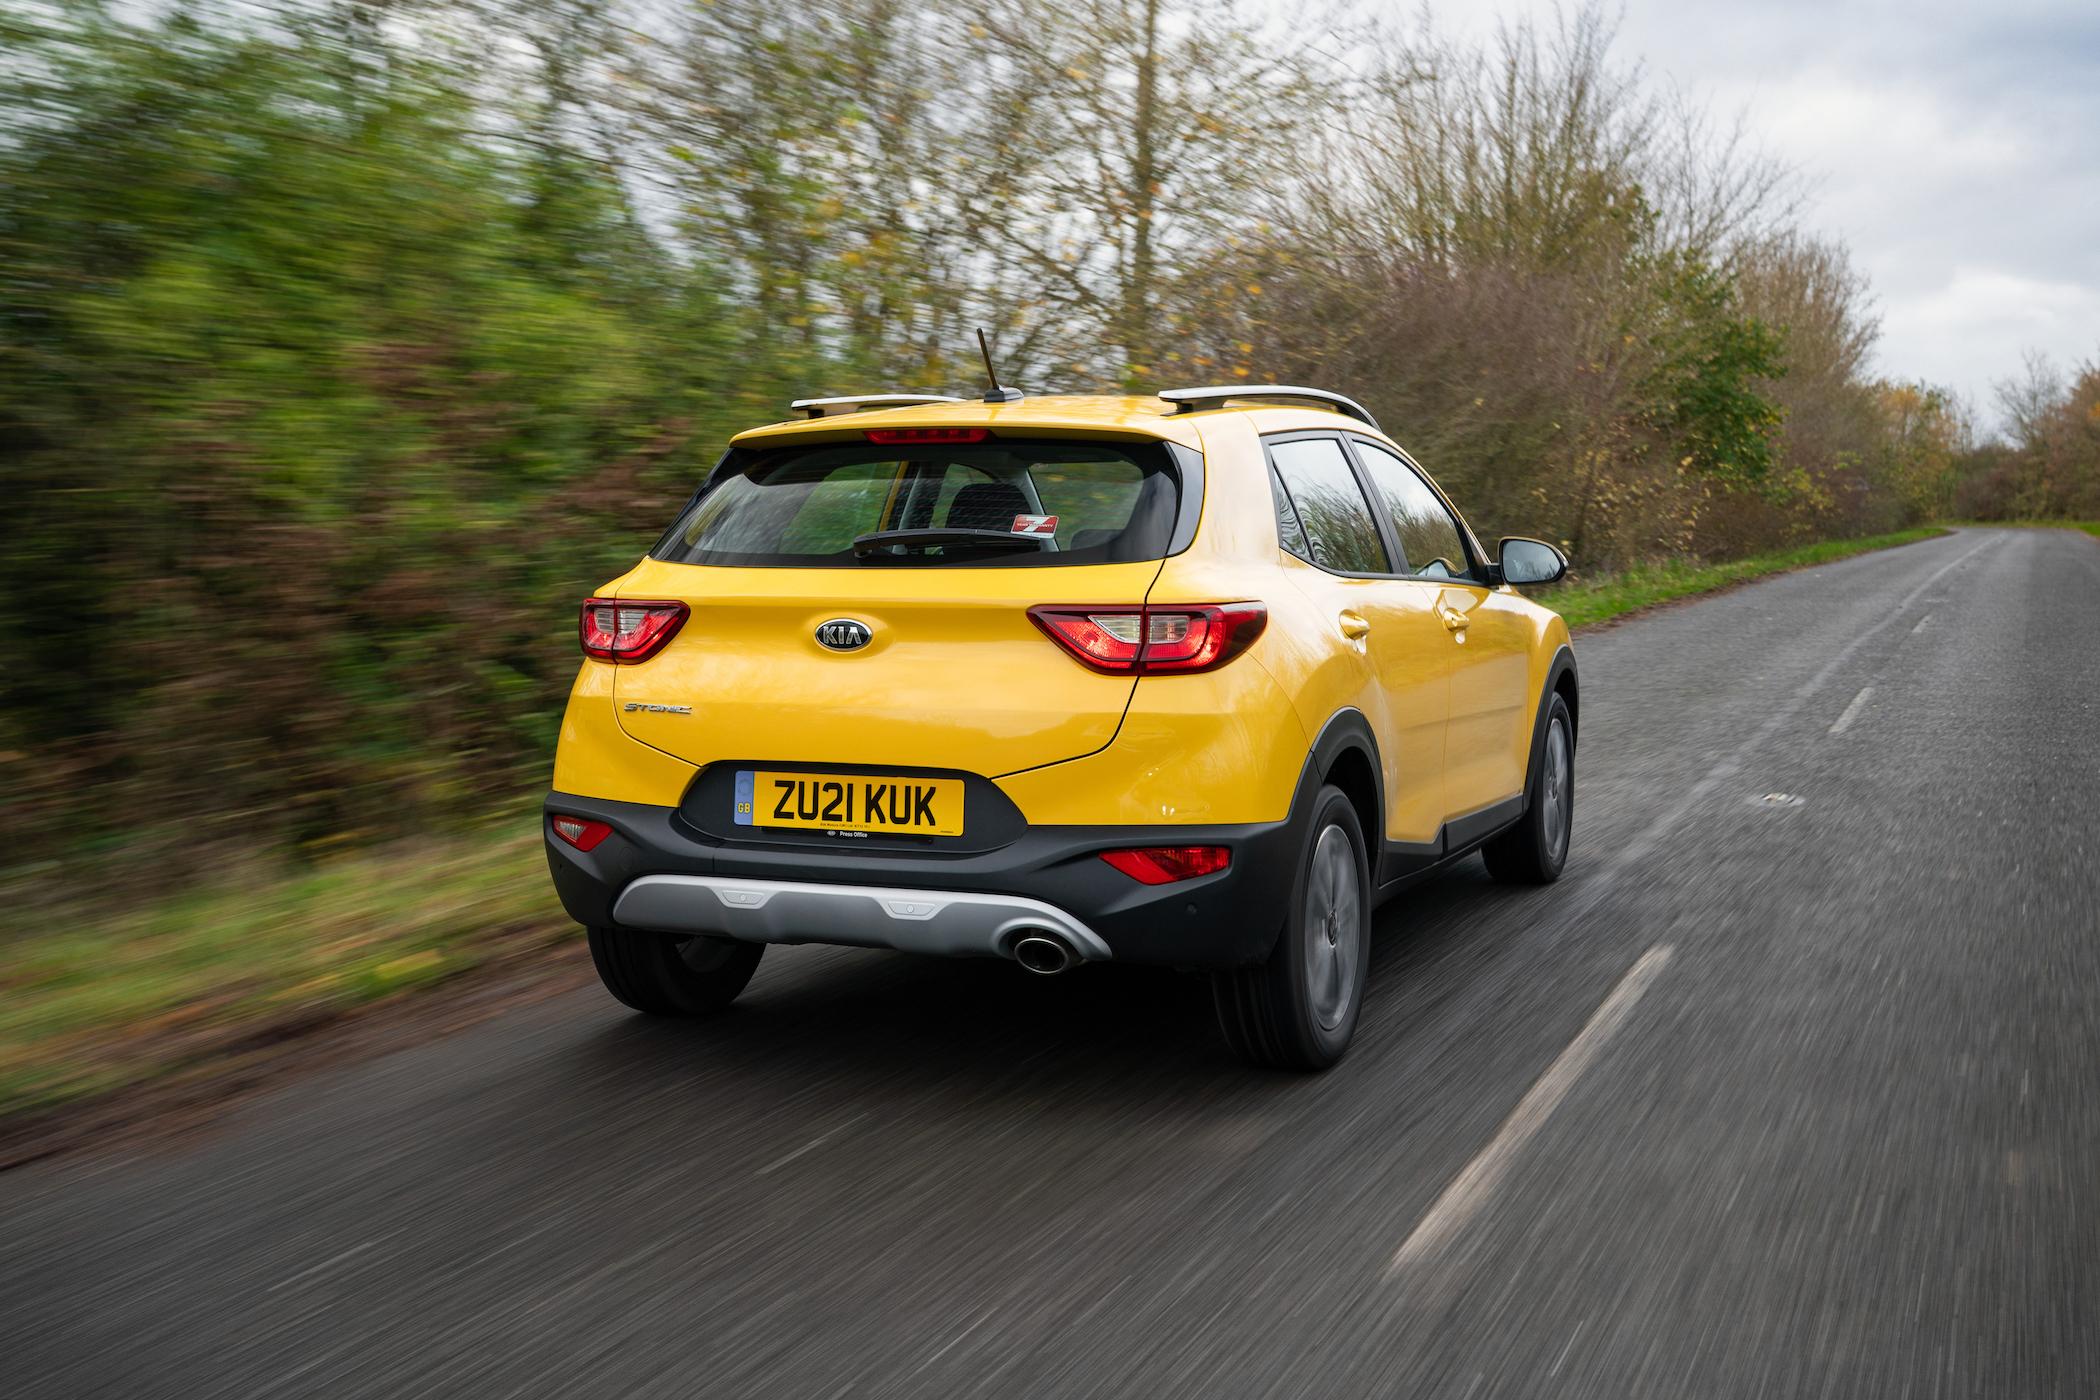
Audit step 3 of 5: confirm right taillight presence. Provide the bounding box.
[579,599,688,664]
[1100,845,1232,884]
[1027,603,1267,674]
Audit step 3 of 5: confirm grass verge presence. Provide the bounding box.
[1,828,573,1124]
[1541,526,1953,630]
[1942,519,2099,539]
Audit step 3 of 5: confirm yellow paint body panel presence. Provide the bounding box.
[731,395,1210,450]
[609,556,1164,778]
[996,644,1310,825]
[552,395,1573,844]
[551,659,699,803]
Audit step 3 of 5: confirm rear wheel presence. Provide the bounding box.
[1482,692,1574,884]
[1211,785,1370,1070]
[588,926,764,1016]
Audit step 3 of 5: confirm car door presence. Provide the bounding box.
[1347,437,1533,822]
[1265,434,1453,846]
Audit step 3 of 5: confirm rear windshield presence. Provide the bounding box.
[651,437,1182,567]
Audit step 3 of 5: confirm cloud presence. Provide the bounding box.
[1884,268,2100,404]
[1426,0,2100,432]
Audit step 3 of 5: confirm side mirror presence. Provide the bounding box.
[1494,537,1567,587]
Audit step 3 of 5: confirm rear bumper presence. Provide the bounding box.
[542,769,1319,969]
[611,874,1115,962]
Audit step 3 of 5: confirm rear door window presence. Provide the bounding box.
[1266,437,1390,574]
[1352,440,1474,580]
[653,438,1180,567]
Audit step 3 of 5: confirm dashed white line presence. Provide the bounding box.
[1911,612,1933,633]
[1389,944,1676,1275]
[1829,686,1875,735]
[757,1113,868,1176]
[1547,535,1989,928]
[1382,537,1986,1282]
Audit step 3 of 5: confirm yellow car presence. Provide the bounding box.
[545,385,1576,1068]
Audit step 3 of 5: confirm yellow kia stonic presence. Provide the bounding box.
[545,385,1577,1068]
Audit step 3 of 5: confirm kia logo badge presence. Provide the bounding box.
[815,618,873,652]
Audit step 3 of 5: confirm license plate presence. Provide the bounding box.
[734,770,964,837]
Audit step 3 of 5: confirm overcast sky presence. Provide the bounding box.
[1434,0,2099,433]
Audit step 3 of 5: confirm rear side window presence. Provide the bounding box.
[653,438,1180,567]
[1267,437,1389,574]
[1353,440,1473,580]
[1269,465,1313,560]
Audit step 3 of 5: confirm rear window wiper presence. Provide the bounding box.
[851,528,1052,559]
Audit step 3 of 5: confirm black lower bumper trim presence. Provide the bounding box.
[542,769,1321,969]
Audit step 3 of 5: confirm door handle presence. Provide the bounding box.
[1440,607,1470,632]
[1338,610,1371,640]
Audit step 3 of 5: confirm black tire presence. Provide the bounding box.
[1211,785,1371,1071]
[588,926,764,1016]
[1482,691,1574,885]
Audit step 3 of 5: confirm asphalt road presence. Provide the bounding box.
[6,526,2099,1398]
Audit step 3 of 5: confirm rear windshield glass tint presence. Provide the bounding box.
[652,438,1181,567]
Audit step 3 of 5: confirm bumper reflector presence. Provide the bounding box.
[551,816,614,852]
[1099,845,1231,885]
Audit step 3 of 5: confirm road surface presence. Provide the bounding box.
[5,527,2098,1398]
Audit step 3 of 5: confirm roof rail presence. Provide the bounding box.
[790,393,966,420]
[1157,385,1378,429]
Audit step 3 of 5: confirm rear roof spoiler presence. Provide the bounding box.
[1157,385,1378,429]
[790,394,966,420]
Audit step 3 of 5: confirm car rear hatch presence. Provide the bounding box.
[608,427,1195,782]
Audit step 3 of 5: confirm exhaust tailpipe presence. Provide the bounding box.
[1012,934,1077,976]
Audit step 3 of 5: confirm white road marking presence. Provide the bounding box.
[1380,536,1987,1282]
[1389,945,1675,1275]
[1911,613,1933,633]
[1546,535,1989,930]
[757,1112,868,1176]
[1829,686,1875,735]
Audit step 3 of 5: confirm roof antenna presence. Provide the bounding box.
[976,328,1024,404]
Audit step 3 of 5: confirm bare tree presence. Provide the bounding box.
[964,0,1339,385]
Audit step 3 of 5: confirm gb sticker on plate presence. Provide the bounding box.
[1010,514,1059,536]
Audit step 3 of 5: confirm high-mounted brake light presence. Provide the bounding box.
[579,599,688,664]
[1027,603,1267,675]
[1100,846,1232,884]
[864,427,991,445]
[550,815,614,852]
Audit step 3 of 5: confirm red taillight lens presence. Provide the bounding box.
[1027,603,1266,674]
[550,815,614,852]
[1100,845,1232,884]
[1030,609,1144,670]
[579,599,688,664]
[864,427,990,445]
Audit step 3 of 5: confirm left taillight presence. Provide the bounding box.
[550,815,613,852]
[1027,603,1267,675]
[579,599,688,664]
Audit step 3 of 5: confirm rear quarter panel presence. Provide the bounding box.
[551,658,701,804]
[995,652,1309,824]
[1001,415,1320,827]
[1157,417,1410,830]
